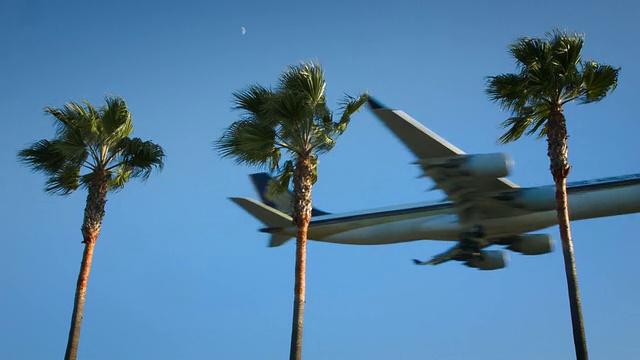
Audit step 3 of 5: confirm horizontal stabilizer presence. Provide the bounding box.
[269,234,292,247]
[229,197,293,227]
[229,197,293,247]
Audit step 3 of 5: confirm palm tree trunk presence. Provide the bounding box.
[547,108,588,360]
[554,176,588,360]
[289,157,313,360]
[64,174,108,360]
[64,239,96,360]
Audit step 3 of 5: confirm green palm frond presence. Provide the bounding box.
[217,61,368,195]
[233,84,274,120]
[498,104,551,144]
[509,36,547,72]
[498,112,535,144]
[336,92,370,135]
[280,61,327,107]
[310,128,336,154]
[526,106,551,137]
[271,90,314,153]
[268,160,295,196]
[579,61,620,103]
[549,29,583,74]
[19,140,69,175]
[20,96,164,196]
[108,165,133,191]
[100,96,134,146]
[488,28,618,143]
[45,102,89,139]
[111,137,165,181]
[44,164,80,195]
[57,132,89,166]
[486,74,531,113]
[216,119,280,170]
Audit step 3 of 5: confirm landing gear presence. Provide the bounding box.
[412,225,488,267]
[459,225,485,261]
[465,225,485,239]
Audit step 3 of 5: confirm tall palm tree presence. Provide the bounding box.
[486,29,619,360]
[18,96,165,360]
[217,61,369,360]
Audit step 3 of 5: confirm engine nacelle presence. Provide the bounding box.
[493,186,556,211]
[465,250,508,270]
[417,153,513,178]
[502,234,554,255]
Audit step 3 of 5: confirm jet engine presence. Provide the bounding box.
[417,153,513,178]
[493,186,556,211]
[464,250,508,270]
[499,234,554,255]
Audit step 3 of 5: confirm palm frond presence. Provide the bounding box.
[216,119,281,170]
[509,36,547,72]
[45,102,86,138]
[232,84,274,120]
[497,105,548,143]
[46,101,100,150]
[22,97,163,196]
[113,137,165,181]
[485,73,530,113]
[271,90,314,154]
[280,61,327,108]
[218,61,367,182]
[268,160,295,196]
[310,128,336,154]
[336,92,370,135]
[526,106,551,138]
[579,61,620,103]
[548,29,583,74]
[100,96,134,146]
[488,28,619,145]
[18,140,78,175]
[498,114,534,144]
[44,164,80,195]
[107,165,133,191]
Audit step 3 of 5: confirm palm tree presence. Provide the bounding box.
[216,61,369,360]
[486,29,619,360]
[18,96,165,360]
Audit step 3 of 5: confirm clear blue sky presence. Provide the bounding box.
[2,0,639,359]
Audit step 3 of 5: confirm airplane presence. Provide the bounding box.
[230,98,640,270]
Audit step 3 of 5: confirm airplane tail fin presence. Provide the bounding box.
[229,197,294,247]
[250,173,330,217]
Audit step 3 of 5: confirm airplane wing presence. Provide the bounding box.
[368,99,526,220]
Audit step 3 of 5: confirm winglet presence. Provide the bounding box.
[367,97,386,110]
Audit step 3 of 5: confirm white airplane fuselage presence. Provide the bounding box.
[264,173,640,245]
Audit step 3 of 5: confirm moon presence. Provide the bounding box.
[241,26,246,35]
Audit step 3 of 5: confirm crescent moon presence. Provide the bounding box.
[241,26,246,35]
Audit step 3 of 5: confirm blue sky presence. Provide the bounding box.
[2,0,639,359]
